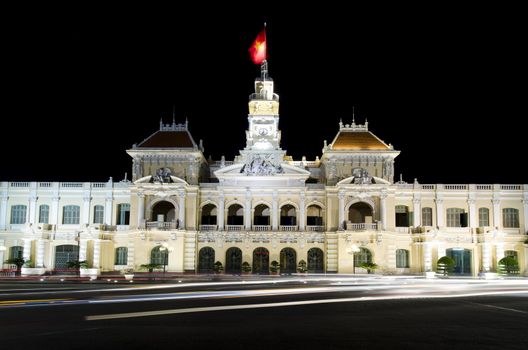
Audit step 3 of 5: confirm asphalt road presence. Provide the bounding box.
[1,277,527,349]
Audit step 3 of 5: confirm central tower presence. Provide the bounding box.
[239,62,286,174]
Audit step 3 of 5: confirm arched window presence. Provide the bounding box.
[201,204,217,225]
[478,208,489,227]
[62,205,80,225]
[502,208,519,228]
[115,247,128,265]
[306,205,323,226]
[93,205,104,224]
[354,248,372,267]
[227,204,244,225]
[150,246,168,265]
[152,201,176,222]
[117,204,130,225]
[280,205,296,226]
[254,204,270,226]
[10,205,27,224]
[349,202,373,223]
[421,207,432,226]
[9,246,23,260]
[446,208,467,227]
[38,205,49,224]
[396,249,409,268]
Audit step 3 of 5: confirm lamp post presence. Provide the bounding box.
[346,244,360,274]
[159,243,174,279]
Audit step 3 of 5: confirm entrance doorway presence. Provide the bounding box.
[280,248,297,274]
[446,248,471,275]
[198,247,215,273]
[54,245,79,269]
[252,247,269,274]
[225,247,242,274]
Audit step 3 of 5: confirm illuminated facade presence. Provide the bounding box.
[1,66,527,277]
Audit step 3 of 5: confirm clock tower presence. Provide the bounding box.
[240,62,285,167]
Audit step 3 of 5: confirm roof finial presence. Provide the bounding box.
[352,106,356,125]
[172,106,176,126]
[339,118,343,129]
[159,116,163,130]
[185,117,189,129]
[400,173,403,182]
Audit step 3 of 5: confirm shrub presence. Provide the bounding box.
[270,261,280,273]
[241,262,252,273]
[67,260,89,269]
[359,262,379,274]
[140,263,162,272]
[213,261,224,273]
[498,256,519,275]
[437,256,455,276]
[297,260,307,273]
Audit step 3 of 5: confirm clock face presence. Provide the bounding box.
[258,128,268,136]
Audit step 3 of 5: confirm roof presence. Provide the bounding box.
[331,131,390,150]
[137,131,195,148]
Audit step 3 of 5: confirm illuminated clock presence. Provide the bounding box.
[258,128,268,136]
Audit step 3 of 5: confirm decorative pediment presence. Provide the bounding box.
[215,163,310,177]
[134,175,188,185]
[214,162,310,187]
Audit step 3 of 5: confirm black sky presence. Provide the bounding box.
[3,5,526,184]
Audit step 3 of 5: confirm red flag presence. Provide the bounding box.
[249,29,266,64]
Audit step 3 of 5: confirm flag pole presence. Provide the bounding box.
[261,22,268,80]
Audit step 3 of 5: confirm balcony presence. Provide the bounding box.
[226,225,244,231]
[307,225,325,232]
[346,222,377,231]
[279,225,297,232]
[253,225,271,231]
[146,221,177,231]
[199,225,218,231]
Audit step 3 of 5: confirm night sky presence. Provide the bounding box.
[3,6,525,184]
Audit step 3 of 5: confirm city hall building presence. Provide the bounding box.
[1,66,527,277]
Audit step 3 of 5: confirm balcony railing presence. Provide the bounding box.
[346,222,377,231]
[199,225,218,231]
[307,225,325,232]
[279,225,297,231]
[146,221,177,231]
[253,225,271,231]
[226,225,244,231]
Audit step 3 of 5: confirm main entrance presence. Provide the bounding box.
[198,247,215,273]
[446,248,472,275]
[308,248,324,273]
[225,247,242,274]
[280,248,296,274]
[253,247,269,274]
[54,245,79,269]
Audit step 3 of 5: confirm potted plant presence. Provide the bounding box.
[241,262,252,274]
[213,261,224,274]
[140,263,162,273]
[436,256,455,276]
[120,268,135,280]
[269,261,280,275]
[498,256,520,275]
[297,260,307,274]
[359,262,379,274]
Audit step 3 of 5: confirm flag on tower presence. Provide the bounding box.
[249,28,267,64]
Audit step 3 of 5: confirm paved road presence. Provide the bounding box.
[1,277,527,349]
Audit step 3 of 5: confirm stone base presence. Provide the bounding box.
[80,268,100,279]
[480,272,498,280]
[425,271,437,279]
[21,267,47,276]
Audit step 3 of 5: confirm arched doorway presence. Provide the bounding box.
[227,204,244,226]
[201,204,217,225]
[308,248,324,273]
[254,204,270,226]
[225,247,242,274]
[54,245,79,269]
[253,247,269,274]
[446,248,471,275]
[150,246,168,266]
[152,201,176,223]
[280,205,297,226]
[348,202,373,223]
[354,248,372,273]
[198,247,215,273]
[280,248,297,274]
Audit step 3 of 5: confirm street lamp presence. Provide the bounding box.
[346,244,360,274]
[159,243,174,278]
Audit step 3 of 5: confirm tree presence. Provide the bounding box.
[437,256,455,276]
[5,258,25,276]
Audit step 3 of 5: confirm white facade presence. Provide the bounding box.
[1,65,527,276]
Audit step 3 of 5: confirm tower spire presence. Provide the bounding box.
[352,106,356,125]
[172,106,176,126]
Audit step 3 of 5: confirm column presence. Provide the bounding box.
[522,199,528,234]
[492,199,501,229]
[423,242,433,272]
[178,192,186,229]
[338,191,345,230]
[0,194,8,230]
[495,243,504,265]
[28,195,37,224]
[218,193,224,231]
[137,193,145,228]
[380,193,387,230]
[79,239,88,262]
[127,240,135,268]
[82,195,91,225]
[50,196,60,226]
[435,199,444,228]
[468,199,477,229]
[245,190,251,230]
[481,243,491,272]
[36,240,45,268]
[104,196,113,225]
[92,240,101,269]
[299,192,306,231]
[0,239,5,267]
[23,239,32,261]
[272,191,278,230]
[524,244,528,276]
[413,198,421,227]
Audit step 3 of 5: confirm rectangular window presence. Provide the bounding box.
[39,205,49,224]
[422,207,433,226]
[10,205,27,224]
[117,203,130,225]
[62,205,80,225]
[446,208,464,227]
[478,208,489,227]
[503,208,519,228]
[93,205,104,224]
[396,249,409,268]
[115,247,128,265]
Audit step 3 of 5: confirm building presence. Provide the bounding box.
[1,64,527,277]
